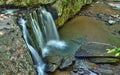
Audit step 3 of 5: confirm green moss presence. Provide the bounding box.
[107,47,120,57]
[0,0,93,26]
[54,0,93,26]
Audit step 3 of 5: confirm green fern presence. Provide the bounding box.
[106,47,120,57]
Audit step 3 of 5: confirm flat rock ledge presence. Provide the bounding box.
[75,42,120,64]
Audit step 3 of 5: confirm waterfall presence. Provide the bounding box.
[39,8,66,56]
[40,8,60,41]
[15,6,99,75]
[18,17,45,75]
[17,7,66,75]
[17,7,98,75]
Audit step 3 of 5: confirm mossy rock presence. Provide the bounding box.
[0,0,93,26]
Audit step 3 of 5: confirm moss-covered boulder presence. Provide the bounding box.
[0,0,93,26]
[53,0,93,26]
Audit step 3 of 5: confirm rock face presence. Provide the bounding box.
[75,42,120,63]
[52,0,93,26]
[0,0,93,26]
[0,15,36,75]
[75,42,116,57]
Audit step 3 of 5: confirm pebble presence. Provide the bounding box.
[108,20,116,25]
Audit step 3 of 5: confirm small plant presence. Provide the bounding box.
[106,47,120,57]
[2,73,5,75]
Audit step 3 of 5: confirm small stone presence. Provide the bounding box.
[108,20,116,25]
[46,63,58,72]
[44,55,63,72]
[60,54,75,69]
[78,68,84,74]
[108,3,120,10]
[98,68,114,75]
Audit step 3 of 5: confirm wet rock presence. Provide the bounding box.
[46,63,59,72]
[77,68,87,74]
[75,42,116,57]
[74,60,98,70]
[60,54,75,69]
[72,60,98,75]
[108,19,116,25]
[107,14,120,25]
[75,42,120,63]
[108,2,120,10]
[80,0,120,25]
[97,64,120,75]
[79,4,120,25]
[97,68,114,75]
[45,54,75,72]
[97,14,109,22]
[70,68,96,75]
[85,61,99,70]
[90,58,120,64]
[45,55,63,72]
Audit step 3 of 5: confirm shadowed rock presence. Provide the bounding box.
[60,54,75,69]
[44,55,63,72]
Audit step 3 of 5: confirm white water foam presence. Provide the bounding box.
[42,40,67,57]
[108,3,120,9]
[18,17,45,75]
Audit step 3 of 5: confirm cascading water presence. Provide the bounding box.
[17,6,96,75]
[18,17,45,75]
[39,8,66,56]
[40,8,60,41]
[17,7,66,75]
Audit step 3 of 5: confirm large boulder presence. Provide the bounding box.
[52,0,93,26]
[0,15,36,75]
[0,0,93,26]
